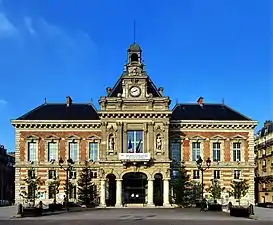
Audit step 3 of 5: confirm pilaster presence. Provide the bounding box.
[147,179,154,207]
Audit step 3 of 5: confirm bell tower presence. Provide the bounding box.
[99,43,171,111]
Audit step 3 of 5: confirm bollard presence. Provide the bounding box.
[17,204,23,217]
[249,204,254,215]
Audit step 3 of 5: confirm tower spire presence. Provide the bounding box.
[133,20,136,43]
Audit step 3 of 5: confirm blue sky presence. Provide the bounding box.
[0,0,271,151]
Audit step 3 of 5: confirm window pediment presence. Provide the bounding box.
[25,135,39,141]
[66,135,81,141]
[230,135,247,141]
[190,135,206,141]
[45,135,60,140]
[210,135,226,141]
[87,135,101,140]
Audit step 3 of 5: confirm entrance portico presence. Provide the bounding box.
[100,170,170,208]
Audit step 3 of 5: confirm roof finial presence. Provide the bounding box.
[221,98,225,105]
[176,98,179,104]
[133,20,136,43]
[90,98,93,103]
[44,98,47,104]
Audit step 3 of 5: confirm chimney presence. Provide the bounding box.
[197,97,204,106]
[66,96,72,107]
[264,120,272,127]
[106,87,112,96]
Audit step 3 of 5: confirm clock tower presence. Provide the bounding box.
[99,42,171,111]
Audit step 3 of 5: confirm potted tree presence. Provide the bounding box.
[228,179,250,217]
[20,171,43,217]
[206,179,225,211]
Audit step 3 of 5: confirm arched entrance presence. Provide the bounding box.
[122,172,147,204]
[106,174,116,206]
[154,173,163,206]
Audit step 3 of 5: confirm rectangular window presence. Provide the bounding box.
[212,142,221,162]
[127,131,143,153]
[214,170,221,179]
[48,185,56,199]
[89,142,99,161]
[193,170,200,179]
[234,170,240,179]
[233,142,241,162]
[171,140,181,164]
[192,142,201,161]
[48,170,56,179]
[27,142,36,162]
[69,170,77,179]
[262,160,266,167]
[69,142,78,162]
[48,142,57,162]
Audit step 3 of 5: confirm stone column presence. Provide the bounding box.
[100,179,106,207]
[147,179,154,207]
[116,179,122,207]
[163,179,171,207]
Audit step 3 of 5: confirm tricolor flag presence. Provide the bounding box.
[136,139,142,153]
[128,139,133,153]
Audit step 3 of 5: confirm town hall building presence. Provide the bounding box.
[12,43,257,207]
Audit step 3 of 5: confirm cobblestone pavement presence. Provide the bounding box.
[0,206,271,223]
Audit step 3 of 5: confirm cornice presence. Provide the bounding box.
[170,120,257,130]
[99,111,171,119]
[11,120,101,129]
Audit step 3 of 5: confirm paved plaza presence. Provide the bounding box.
[0,206,272,224]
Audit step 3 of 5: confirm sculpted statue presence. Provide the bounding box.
[156,135,162,150]
[109,134,115,150]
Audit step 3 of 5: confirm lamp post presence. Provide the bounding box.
[196,156,211,199]
[59,158,74,211]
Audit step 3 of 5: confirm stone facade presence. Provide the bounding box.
[11,43,257,207]
[255,120,273,203]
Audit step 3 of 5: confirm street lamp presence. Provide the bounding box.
[196,156,211,199]
[59,157,74,211]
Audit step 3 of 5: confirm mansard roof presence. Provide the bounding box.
[171,103,252,121]
[109,72,162,98]
[16,103,99,120]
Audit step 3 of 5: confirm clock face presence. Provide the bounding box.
[130,86,141,97]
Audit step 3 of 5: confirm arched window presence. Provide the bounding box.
[130,53,138,62]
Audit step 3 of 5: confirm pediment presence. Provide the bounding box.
[45,134,60,140]
[25,135,39,140]
[87,135,101,140]
[66,134,81,140]
[210,135,226,140]
[230,134,247,140]
[190,135,206,140]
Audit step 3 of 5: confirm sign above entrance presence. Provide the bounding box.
[119,153,151,161]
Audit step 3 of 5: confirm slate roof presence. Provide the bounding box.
[16,103,99,120]
[171,103,252,121]
[258,121,273,138]
[109,73,162,98]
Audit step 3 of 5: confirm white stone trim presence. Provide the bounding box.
[86,136,101,162]
[230,138,245,163]
[66,139,80,163]
[210,139,225,162]
[44,139,59,163]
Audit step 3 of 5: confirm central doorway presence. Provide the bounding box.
[122,172,147,204]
